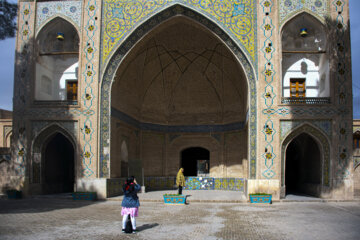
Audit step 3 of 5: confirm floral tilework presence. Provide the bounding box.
[261,0,276,180]
[101,0,257,70]
[81,0,98,178]
[143,177,245,191]
[184,177,214,190]
[280,120,332,141]
[214,178,245,191]
[36,1,82,32]
[333,0,351,179]
[279,0,329,25]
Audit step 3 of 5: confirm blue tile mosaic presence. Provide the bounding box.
[143,177,245,192]
[184,177,214,190]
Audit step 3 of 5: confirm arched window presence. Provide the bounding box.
[35,18,79,104]
[281,13,329,104]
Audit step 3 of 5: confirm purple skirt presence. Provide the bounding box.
[121,207,139,217]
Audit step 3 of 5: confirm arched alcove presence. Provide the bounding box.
[101,5,257,179]
[42,133,75,194]
[281,13,329,101]
[285,133,321,196]
[35,17,79,103]
[109,15,249,179]
[281,124,331,198]
[31,124,77,194]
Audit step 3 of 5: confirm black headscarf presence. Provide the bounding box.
[123,176,135,193]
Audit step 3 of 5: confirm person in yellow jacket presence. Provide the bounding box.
[176,168,185,195]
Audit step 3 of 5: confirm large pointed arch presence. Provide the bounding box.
[281,123,331,190]
[99,4,257,178]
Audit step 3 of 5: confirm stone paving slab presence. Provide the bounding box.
[1,198,360,240]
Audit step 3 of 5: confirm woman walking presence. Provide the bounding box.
[176,168,185,195]
[121,176,140,233]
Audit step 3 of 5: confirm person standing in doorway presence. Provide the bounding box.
[176,168,185,195]
[121,176,140,234]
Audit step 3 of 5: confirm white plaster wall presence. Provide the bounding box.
[283,58,320,97]
[35,57,78,101]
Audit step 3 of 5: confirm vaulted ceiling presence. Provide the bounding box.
[112,16,248,125]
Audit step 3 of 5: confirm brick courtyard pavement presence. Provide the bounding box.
[1,197,360,240]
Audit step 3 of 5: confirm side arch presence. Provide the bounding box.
[36,15,80,38]
[279,9,327,33]
[281,123,331,189]
[99,4,257,178]
[31,124,77,184]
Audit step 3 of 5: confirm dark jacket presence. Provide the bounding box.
[121,183,141,208]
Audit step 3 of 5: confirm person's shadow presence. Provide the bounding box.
[137,223,159,232]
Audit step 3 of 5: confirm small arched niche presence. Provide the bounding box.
[281,13,330,101]
[35,17,79,103]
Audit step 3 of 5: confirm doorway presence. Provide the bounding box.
[285,133,321,197]
[181,147,209,177]
[43,133,75,194]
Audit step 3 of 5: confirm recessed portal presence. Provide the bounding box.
[43,133,75,194]
[181,147,209,177]
[109,16,249,179]
[285,133,321,197]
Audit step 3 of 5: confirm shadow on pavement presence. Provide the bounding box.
[137,223,159,232]
[0,195,99,214]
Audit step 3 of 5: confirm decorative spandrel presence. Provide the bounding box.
[279,0,329,26]
[101,0,257,69]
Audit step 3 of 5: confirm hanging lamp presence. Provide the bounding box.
[56,32,64,41]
